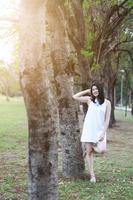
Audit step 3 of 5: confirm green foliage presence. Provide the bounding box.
[81,32,95,59]
[83,0,90,9]
[82,0,133,77]
[83,0,101,9]
[81,49,94,58]
[0,61,21,96]
[128,0,133,7]
[91,60,100,72]
[86,32,95,50]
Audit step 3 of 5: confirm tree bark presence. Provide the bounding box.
[20,1,58,199]
[77,53,91,115]
[107,80,116,127]
[46,1,84,177]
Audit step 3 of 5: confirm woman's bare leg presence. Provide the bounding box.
[86,143,96,182]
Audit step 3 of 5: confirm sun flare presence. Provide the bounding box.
[0,0,20,64]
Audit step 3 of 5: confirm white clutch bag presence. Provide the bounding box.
[93,139,107,153]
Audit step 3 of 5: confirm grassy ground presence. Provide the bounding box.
[0,96,28,200]
[0,96,133,200]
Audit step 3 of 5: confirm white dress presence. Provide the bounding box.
[81,99,107,144]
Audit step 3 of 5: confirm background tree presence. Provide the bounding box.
[0,60,20,99]
[46,0,85,177]
[81,0,133,125]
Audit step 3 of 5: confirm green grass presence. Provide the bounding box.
[0,95,28,152]
[0,95,28,199]
[0,96,133,200]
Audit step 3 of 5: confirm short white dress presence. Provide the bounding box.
[81,99,107,144]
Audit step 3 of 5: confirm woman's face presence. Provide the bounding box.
[92,85,99,97]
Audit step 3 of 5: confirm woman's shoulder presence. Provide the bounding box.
[105,99,111,107]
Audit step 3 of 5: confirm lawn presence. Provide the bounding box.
[0,96,133,200]
[0,96,28,200]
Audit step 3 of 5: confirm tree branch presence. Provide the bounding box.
[119,0,128,7]
[115,48,133,63]
[114,39,133,49]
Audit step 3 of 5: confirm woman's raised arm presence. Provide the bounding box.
[72,89,91,103]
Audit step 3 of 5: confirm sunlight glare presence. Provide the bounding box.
[0,0,20,65]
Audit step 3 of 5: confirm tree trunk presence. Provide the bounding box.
[77,53,91,115]
[46,2,84,177]
[53,54,84,177]
[20,1,58,199]
[107,81,116,127]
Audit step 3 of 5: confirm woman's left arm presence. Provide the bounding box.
[99,100,111,141]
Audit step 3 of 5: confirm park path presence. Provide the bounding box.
[107,119,133,164]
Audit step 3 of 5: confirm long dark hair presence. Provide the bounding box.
[90,81,105,105]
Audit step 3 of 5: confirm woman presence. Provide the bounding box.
[72,81,111,183]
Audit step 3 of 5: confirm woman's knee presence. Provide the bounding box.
[85,143,93,156]
[87,149,93,156]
